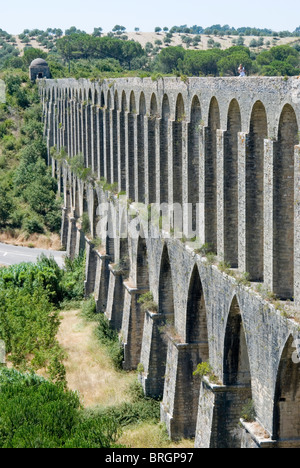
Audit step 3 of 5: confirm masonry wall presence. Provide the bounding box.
[41,76,300,448]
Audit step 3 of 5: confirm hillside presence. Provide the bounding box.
[10,32,300,54]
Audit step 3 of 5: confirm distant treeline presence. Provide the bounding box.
[1,25,300,78]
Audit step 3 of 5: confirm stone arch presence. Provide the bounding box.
[274,104,298,299]
[205,97,220,253]
[224,99,241,268]
[106,205,115,263]
[223,296,251,386]
[128,91,136,199]
[273,335,300,442]
[114,90,119,111]
[246,101,267,281]
[137,92,146,202]
[188,95,201,234]
[160,94,170,205]
[100,91,105,107]
[98,92,105,178]
[111,91,118,184]
[186,265,209,350]
[150,243,174,399]
[136,236,149,290]
[119,210,130,274]
[148,93,158,203]
[158,244,174,316]
[173,94,185,207]
[119,91,127,191]
[105,90,112,183]
[94,89,98,106]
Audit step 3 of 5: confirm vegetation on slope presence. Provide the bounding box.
[0,71,61,237]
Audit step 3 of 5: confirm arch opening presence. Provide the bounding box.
[188,96,201,234]
[224,99,241,268]
[273,335,300,442]
[205,97,220,253]
[223,296,251,386]
[137,93,146,202]
[274,104,298,300]
[246,101,267,281]
[148,94,158,203]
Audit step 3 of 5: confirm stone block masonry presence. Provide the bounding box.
[41,76,300,448]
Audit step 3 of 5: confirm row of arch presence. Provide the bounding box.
[99,220,300,445]
[45,84,300,302]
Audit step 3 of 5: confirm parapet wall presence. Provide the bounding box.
[41,76,300,448]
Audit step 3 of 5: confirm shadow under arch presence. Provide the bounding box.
[217,295,253,447]
[246,100,267,281]
[140,243,174,399]
[188,95,201,234]
[273,104,298,300]
[119,91,127,192]
[205,96,220,253]
[137,92,146,202]
[148,93,158,204]
[128,91,136,200]
[160,94,170,205]
[173,94,185,207]
[224,99,241,268]
[223,295,251,386]
[273,335,300,444]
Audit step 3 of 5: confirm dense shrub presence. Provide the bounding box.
[0,368,120,448]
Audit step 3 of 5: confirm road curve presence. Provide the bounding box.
[0,243,66,269]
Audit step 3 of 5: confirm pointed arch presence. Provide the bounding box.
[173,94,185,206]
[119,91,127,191]
[158,244,174,316]
[223,296,251,386]
[273,335,300,441]
[205,97,220,253]
[246,101,267,281]
[224,99,241,267]
[106,206,115,263]
[136,237,149,290]
[105,90,112,183]
[160,94,170,205]
[128,91,136,199]
[111,91,118,184]
[137,92,146,202]
[99,92,105,178]
[148,93,158,203]
[186,265,209,350]
[188,96,201,234]
[274,104,298,299]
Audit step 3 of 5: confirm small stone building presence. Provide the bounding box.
[29,58,51,82]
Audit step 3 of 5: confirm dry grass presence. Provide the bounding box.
[0,231,62,251]
[57,309,136,408]
[119,422,195,449]
[57,308,196,448]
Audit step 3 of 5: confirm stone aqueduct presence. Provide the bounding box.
[41,76,300,448]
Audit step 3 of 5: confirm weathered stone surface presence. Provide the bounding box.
[42,77,300,448]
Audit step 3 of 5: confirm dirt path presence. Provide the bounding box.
[57,310,135,408]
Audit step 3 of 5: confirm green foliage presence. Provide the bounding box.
[0,252,86,380]
[0,368,120,448]
[0,78,61,235]
[95,313,124,370]
[137,292,158,313]
[193,361,220,384]
[60,251,85,302]
[241,399,256,422]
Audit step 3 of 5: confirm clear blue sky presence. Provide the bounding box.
[1,0,300,34]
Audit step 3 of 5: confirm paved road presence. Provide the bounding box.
[0,243,66,269]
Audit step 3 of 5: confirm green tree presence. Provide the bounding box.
[158,46,185,73]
